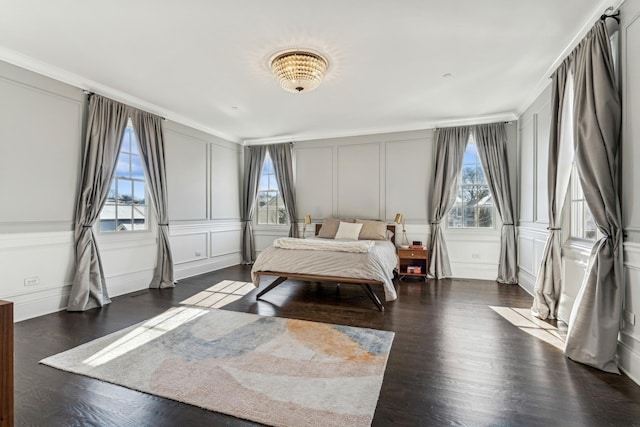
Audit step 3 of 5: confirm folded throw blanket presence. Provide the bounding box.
[273,237,375,253]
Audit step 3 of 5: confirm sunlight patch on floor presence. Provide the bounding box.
[180,280,255,309]
[490,306,566,351]
[83,306,208,367]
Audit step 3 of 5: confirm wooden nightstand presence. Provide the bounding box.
[398,247,428,281]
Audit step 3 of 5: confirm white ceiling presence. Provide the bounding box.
[0,0,618,144]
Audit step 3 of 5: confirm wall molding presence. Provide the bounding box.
[0,230,73,250]
[624,242,640,270]
[170,221,242,235]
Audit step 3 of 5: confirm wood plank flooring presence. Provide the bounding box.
[13,265,640,426]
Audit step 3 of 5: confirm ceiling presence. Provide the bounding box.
[0,0,617,144]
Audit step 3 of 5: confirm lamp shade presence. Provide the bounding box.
[304,215,312,224]
[394,213,403,224]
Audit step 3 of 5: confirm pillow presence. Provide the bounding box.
[317,217,341,238]
[356,219,388,240]
[334,222,363,240]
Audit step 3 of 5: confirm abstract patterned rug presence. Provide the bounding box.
[41,307,394,427]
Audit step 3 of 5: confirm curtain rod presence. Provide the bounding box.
[82,90,166,120]
[600,8,620,23]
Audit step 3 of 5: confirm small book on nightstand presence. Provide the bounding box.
[409,244,425,249]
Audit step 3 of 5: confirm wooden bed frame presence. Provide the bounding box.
[255,223,396,311]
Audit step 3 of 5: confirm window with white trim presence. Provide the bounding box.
[569,162,597,241]
[256,152,286,225]
[448,138,494,228]
[99,121,148,232]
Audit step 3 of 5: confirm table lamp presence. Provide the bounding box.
[303,215,312,238]
[394,213,409,247]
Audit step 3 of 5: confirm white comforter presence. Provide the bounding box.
[251,238,398,302]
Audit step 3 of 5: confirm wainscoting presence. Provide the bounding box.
[171,221,243,280]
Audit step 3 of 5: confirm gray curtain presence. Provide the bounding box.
[474,123,518,284]
[531,60,574,320]
[565,20,622,373]
[241,145,267,263]
[428,126,470,279]
[130,109,175,289]
[269,143,298,238]
[68,95,129,311]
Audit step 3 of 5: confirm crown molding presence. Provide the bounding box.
[0,45,241,144]
[242,112,517,145]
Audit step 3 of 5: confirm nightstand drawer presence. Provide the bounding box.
[398,248,427,259]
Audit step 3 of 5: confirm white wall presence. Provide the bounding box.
[0,60,242,321]
[517,0,640,384]
[619,0,640,385]
[164,121,243,280]
[517,84,552,296]
[255,127,518,281]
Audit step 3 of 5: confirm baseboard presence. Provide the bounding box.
[618,339,640,387]
[517,270,535,296]
[12,285,72,322]
[106,269,155,297]
[450,262,498,281]
[174,253,242,281]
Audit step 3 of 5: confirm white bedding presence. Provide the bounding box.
[251,238,398,302]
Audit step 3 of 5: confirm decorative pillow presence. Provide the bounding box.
[317,217,341,238]
[386,229,395,240]
[334,222,363,240]
[356,219,388,240]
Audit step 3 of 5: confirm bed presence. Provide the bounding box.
[251,222,398,311]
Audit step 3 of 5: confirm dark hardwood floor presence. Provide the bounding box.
[14,265,640,426]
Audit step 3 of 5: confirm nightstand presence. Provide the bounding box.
[398,247,428,281]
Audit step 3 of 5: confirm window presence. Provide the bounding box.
[569,162,597,241]
[448,139,494,228]
[256,152,286,225]
[99,121,148,232]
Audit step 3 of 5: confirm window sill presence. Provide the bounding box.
[562,238,595,258]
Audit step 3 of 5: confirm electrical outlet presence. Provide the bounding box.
[471,253,480,260]
[624,311,636,326]
[24,276,40,286]
[195,251,202,257]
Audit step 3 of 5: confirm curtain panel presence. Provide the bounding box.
[474,123,518,284]
[269,143,298,238]
[564,20,623,373]
[428,126,470,279]
[68,95,129,311]
[130,109,175,289]
[531,60,575,320]
[241,145,267,263]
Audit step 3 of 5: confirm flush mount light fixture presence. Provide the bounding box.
[269,49,328,93]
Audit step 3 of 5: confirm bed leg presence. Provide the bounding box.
[360,284,385,312]
[256,276,288,300]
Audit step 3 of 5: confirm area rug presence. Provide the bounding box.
[40,306,394,427]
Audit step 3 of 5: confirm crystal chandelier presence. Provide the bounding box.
[269,49,328,93]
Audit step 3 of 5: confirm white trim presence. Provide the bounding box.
[242,112,517,145]
[0,45,240,144]
[618,339,640,387]
[170,221,242,235]
[0,230,73,250]
[449,262,498,281]
[173,253,242,280]
[624,242,640,271]
[517,269,536,296]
